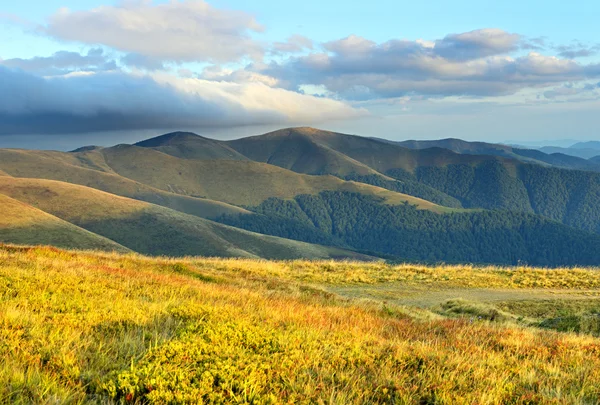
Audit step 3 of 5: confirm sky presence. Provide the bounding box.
[1,0,600,149]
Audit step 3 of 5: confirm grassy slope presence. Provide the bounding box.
[0,194,129,252]
[227,127,379,176]
[0,148,248,219]
[102,144,451,210]
[227,127,501,174]
[0,177,373,260]
[135,131,249,161]
[2,245,600,404]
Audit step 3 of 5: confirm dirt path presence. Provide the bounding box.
[327,283,600,308]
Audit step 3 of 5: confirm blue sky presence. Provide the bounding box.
[1,0,600,149]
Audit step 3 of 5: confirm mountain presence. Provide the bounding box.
[393,138,600,171]
[4,126,600,265]
[0,193,130,252]
[100,143,447,209]
[218,128,600,233]
[134,131,248,161]
[218,190,600,266]
[571,141,600,150]
[538,146,600,160]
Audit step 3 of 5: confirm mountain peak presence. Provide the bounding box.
[134,131,206,147]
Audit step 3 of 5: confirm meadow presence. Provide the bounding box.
[2,245,600,404]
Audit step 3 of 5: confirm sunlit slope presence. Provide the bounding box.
[101,144,451,210]
[227,127,497,174]
[0,148,248,219]
[2,246,600,403]
[0,177,373,260]
[226,128,380,176]
[0,193,129,252]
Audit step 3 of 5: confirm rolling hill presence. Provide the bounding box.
[0,193,130,252]
[0,176,374,260]
[0,148,249,219]
[100,143,449,209]
[5,126,600,265]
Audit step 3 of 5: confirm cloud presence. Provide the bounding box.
[40,0,264,64]
[272,35,313,54]
[0,66,364,135]
[554,44,600,59]
[120,53,165,71]
[261,29,600,100]
[543,82,600,99]
[434,28,521,60]
[0,48,117,76]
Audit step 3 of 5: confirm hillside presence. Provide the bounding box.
[0,194,130,252]
[134,131,248,161]
[3,245,600,403]
[0,148,249,219]
[101,143,449,209]
[218,190,600,266]
[395,138,600,171]
[538,145,600,159]
[0,177,373,260]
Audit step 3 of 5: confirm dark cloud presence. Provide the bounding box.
[0,48,117,75]
[0,66,362,135]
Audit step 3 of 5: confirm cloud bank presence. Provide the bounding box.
[262,29,600,99]
[0,66,365,135]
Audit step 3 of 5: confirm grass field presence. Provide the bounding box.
[2,245,600,404]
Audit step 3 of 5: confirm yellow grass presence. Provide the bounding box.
[1,245,600,404]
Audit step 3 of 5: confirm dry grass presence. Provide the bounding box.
[1,245,600,404]
[187,259,600,290]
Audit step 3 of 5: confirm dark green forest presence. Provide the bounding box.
[388,161,600,233]
[218,191,600,266]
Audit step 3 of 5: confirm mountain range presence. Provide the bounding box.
[2,127,600,266]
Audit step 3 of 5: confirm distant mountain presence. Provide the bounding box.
[538,146,600,160]
[391,138,600,171]
[4,126,600,265]
[571,141,600,150]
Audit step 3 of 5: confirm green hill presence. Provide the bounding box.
[0,176,373,260]
[0,148,249,219]
[0,193,130,252]
[227,127,379,176]
[100,143,449,210]
[218,190,600,266]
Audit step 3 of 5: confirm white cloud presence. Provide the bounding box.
[40,0,264,64]
[263,30,600,99]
